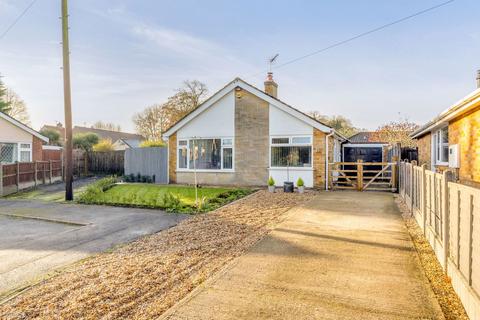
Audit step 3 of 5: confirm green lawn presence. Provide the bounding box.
[77,181,253,213]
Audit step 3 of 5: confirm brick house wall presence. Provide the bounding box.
[313,129,333,189]
[32,136,44,161]
[233,89,269,186]
[417,133,431,168]
[171,89,270,186]
[449,106,480,186]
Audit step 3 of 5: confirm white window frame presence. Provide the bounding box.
[176,137,235,172]
[18,143,32,162]
[269,135,313,169]
[432,126,449,166]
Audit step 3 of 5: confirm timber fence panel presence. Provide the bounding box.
[124,147,168,184]
[87,151,124,175]
[399,165,480,319]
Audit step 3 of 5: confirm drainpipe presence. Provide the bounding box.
[325,130,335,191]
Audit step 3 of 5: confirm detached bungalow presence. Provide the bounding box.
[0,112,48,164]
[163,74,346,189]
[411,71,480,186]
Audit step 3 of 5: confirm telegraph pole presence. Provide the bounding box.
[61,0,73,200]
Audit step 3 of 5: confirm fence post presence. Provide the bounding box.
[357,160,363,191]
[84,153,88,176]
[16,161,20,192]
[0,163,3,196]
[49,160,53,184]
[410,160,417,208]
[442,170,453,272]
[61,156,65,181]
[422,164,427,235]
[391,162,397,192]
[42,162,46,184]
[34,161,38,187]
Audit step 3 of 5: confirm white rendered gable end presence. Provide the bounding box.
[163,78,332,138]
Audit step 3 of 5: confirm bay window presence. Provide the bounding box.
[433,126,449,165]
[177,138,234,171]
[271,136,312,168]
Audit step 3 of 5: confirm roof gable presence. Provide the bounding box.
[163,78,333,137]
[0,112,49,143]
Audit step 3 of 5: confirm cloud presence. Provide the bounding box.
[131,24,219,58]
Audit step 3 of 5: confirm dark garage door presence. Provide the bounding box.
[344,146,383,163]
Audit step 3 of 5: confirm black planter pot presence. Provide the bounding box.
[283,181,294,193]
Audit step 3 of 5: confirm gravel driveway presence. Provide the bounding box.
[0,199,187,299]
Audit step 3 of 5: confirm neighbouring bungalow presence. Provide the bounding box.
[41,123,144,150]
[162,74,346,189]
[0,112,49,164]
[411,70,480,186]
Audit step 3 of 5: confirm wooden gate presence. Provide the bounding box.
[330,160,397,192]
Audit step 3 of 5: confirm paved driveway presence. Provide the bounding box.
[0,199,187,298]
[162,192,444,320]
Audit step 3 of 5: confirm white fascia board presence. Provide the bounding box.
[0,112,49,143]
[411,89,480,138]
[164,78,332,137]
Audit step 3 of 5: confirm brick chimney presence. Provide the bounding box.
[264,72,278,98]
[477,70,480,89]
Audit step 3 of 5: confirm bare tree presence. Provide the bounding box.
[91,121,121,131]
[133,80,209,140]
[5,88,30,125]
[163,80,208,125]
[371,118,419,148]
[308,112,360,137]
[133,104,169,141]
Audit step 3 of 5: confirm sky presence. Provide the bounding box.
[0,0,479,133]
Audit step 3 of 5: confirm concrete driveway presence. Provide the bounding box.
[0,199,187,298]
[162,192,444,320]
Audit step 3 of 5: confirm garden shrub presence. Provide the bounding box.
[77,176,118,204]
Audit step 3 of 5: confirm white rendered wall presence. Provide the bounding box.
[177,91,234,139]
[0,117,33,143]
[269,168,313,188]
[269,104,313,136]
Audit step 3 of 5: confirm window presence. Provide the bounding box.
[0,143,17,163]
[19,143,31,162]
[178,138,234,171]
[433,127,448,164]
[178,140,188,169]
[270,136,312,168]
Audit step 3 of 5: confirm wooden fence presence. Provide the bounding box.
[87,150,124,175]
[71,149,124,177]
[0,160,63,196]
[330,161,397,192]
[399,161,480,319]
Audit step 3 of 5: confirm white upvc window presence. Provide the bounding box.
[433,126,449,165]
[270,136,312,168]
[19,143,32,162]
[177,137,234,171]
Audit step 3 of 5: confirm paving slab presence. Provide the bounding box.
[0,199,187,297]
[162,191,444,320]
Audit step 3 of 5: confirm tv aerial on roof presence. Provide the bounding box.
[268,53,279,72]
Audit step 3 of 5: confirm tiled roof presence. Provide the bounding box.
[348,132,385,144]
[41,125,144,142]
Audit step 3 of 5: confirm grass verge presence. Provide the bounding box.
[76,177,253,213]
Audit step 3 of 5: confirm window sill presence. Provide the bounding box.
[435,162,449,167]
[176,169,235,173]
[269,167,313,171]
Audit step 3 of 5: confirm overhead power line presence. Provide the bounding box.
[249,0,456,78]
[0,0,39,40]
